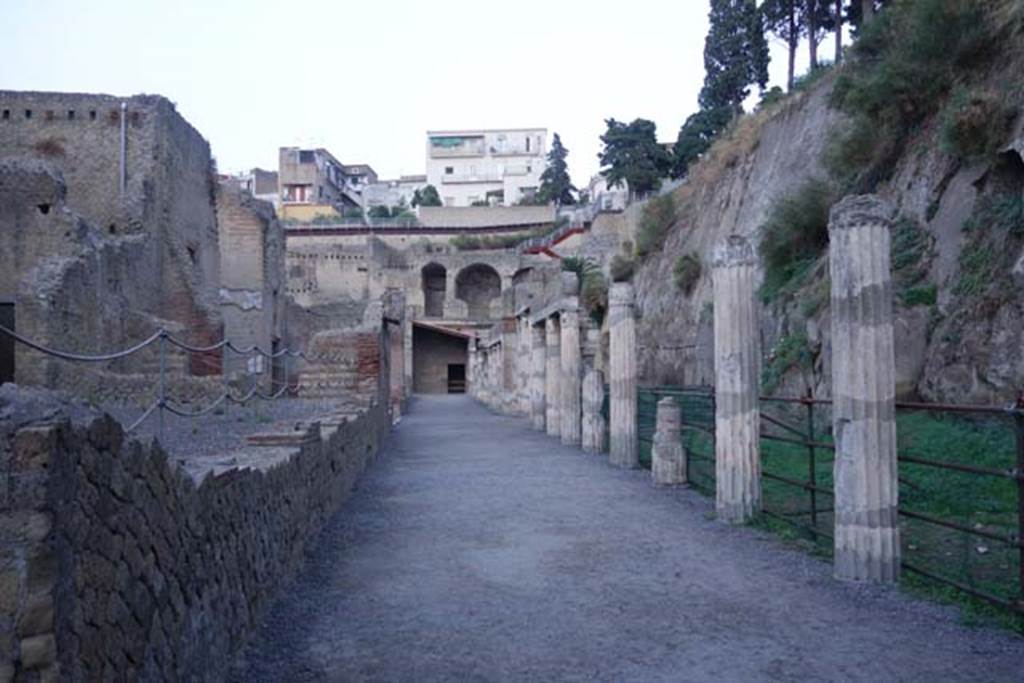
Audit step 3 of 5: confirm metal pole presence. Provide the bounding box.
[119,101,127,200]
[1015,392,1024,605]
[158,330,167,441]
[806,392,818,532]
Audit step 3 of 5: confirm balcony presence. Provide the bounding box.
[441,173,502,185]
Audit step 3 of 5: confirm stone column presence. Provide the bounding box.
[560,307,582,446]
[651,397,687,486]
[608,283,637,468]
[712,235,761,523]
[581,368,605,453]
[468,343,478,398]
[518,315,531,414]
[531,323,546,431]
[545,316,561,438]
[403,309,414,397]
[830,195,900,583]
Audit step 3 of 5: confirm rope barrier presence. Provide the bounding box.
[0,323,337,439]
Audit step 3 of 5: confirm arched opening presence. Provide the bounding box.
[421,263,447,317]
[456,263,501,321]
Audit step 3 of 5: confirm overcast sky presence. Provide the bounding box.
[3,0,811,184]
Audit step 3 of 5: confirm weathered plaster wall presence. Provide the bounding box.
[0,384,389,681]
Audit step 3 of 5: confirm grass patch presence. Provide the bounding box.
[891,215,936,306]
[954,192,1024,297]
[564,258,608,323]
[940,87,1018,160]
[635,193,677,259]
[758,178,834,303]
[672,252,702,294]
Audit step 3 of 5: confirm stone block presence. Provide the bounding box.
[12,427,57,472]
[17,592,53,637]
[19,633,56,669]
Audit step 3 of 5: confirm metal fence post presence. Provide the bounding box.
[158,330,167,441]
[805,392,818,532]
[1015,392,1024,606]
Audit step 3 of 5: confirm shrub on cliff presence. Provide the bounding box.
[673,253,702,295]
[758,178,834,302]
[610,254,635,282]
[635,193,677,259]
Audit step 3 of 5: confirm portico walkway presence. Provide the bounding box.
[233,395,1024,682]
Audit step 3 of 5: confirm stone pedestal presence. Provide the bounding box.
[652,397,687,486]
[581,368,605,453]
[712,235,761,523]
[545,317,561,438]
[560,307,581,446]
[608,283,637,468]
[531,324,546,431]
[830,195,900,583]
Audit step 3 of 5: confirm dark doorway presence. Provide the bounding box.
[422,263,447,318]
[447,364,466,394]
[0,303,14,385]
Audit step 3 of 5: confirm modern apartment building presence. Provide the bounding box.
[424,128,547,207]
[277,147,379,220]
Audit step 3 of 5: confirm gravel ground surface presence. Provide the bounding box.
[105,397,346,463]
[233,395,1024,682]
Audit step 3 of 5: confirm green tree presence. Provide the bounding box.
[597,118,672,198]
[537,133,577,206]
[671,0,767,178]
[762,0,803,90]
[412,184,442,207]
[700,0,770,118]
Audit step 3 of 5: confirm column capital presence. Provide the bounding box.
[828,194,895,232]
[712,234,756,269]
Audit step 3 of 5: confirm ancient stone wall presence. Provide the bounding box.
[0,90,223,383]
[0,384,390,681]
[216,182,285,382]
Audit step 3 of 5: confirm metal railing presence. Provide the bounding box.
[631,384,1024,617]
[0,324,316,440]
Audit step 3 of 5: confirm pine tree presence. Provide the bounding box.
[537,133,577,206]
[762,0,803,90]
[671,0,769,178]
[700,0,770,118]
[598,119,672,198]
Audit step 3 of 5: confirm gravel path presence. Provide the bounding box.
[233,395,1024,682]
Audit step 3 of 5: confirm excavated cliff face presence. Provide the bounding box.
[631,66,1024,405]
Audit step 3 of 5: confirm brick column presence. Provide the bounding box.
[560,307,582,446]
[545,316,561,437]
[608,283,637,468]
[531,323,546,431]
[712,235,760,523]
[830,194,900,583]
[651,397,687,485]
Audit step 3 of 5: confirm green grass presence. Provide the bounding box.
[635,193,677,259]
[757,179,833,304]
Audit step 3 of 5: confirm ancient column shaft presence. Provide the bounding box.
[581,368,606,453]
[651,397,687,486]
[830,195,900,583]
[560,307,582,446]
[712,235,761,523]
[545,316,561,437]
[608,283,638,468]
[531,324,546,431]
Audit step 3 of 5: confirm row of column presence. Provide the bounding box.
[704,194,899,583]
[479,193,898,583]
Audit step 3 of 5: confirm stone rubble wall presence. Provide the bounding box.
[0,384,390,681]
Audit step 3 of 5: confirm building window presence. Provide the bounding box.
[1,110,8,120]
[24,110,32,119]
[89,110,97,120]
[444,167,454,175]
[68,110,75,120]
[299,150,315,164]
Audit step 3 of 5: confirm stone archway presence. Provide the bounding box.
[421,263,447,317]
[455,263,501,321]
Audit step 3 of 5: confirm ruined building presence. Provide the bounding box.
[0,91,223,391]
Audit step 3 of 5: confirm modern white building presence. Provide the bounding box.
[425,128,547,207]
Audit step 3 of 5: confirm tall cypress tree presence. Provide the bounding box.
[672,0,769,178]
[537,133,577,206]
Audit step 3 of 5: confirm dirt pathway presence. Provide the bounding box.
[233,395,1024,682]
